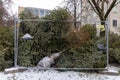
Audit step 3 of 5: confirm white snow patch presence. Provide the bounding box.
[5,67,27,72]
[5,67,19,72]
[0,70,120,80]
[103,66,120,73]
[108,69,119,73]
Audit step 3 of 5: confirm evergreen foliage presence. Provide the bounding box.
[55,24,106,68]
[109,33,120,64]
[18,8,72,66]
[0,27,14,70]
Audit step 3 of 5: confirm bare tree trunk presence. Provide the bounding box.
[100,18,106,37]
[100,18,106,26]
[73,0,77,29]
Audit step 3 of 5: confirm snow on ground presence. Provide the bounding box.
[0,70,120,80]
[103,66,120,73]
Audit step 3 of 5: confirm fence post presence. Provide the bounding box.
[14,18,18,67]
[106,21,109,70]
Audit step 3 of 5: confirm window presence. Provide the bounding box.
[40,10,44,16]
[33,9,38,16]
[113,20,117,27]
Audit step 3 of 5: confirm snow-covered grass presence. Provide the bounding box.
[0,65,120,80]
[0,69,120,80]
[4,67,27,72]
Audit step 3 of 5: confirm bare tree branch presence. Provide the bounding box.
[87,0,120,25]
[101,0,104,12]
[90,0,102,15]
[88,0,99,15]
[105,0,117,18]
[114,1,120,6]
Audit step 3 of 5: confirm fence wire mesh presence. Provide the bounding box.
[14,19,109,70]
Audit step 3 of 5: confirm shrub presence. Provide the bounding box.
[109,33,120,64]
[54,24,106,68]
[81,24,96,39]
[65,24,96,48]
[54,40,106,68]
[0,27,14,70]
[109,48,120,63]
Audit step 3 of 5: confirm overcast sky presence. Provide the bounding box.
[11,0,64,14]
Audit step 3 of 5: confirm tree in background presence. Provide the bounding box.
[88,0,120,25]
[63,0,97,28]
[63,0,120,26]
[0,27,14,70]
[0,0,13,27]
[64,0,82,29]
[0,0,14,71]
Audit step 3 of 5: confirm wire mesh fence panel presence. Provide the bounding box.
[15,19,108,70]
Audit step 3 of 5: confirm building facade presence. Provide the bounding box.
[18,7,51,18]
[108,1,120,35]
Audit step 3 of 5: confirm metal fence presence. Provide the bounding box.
[14,19,109,70]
